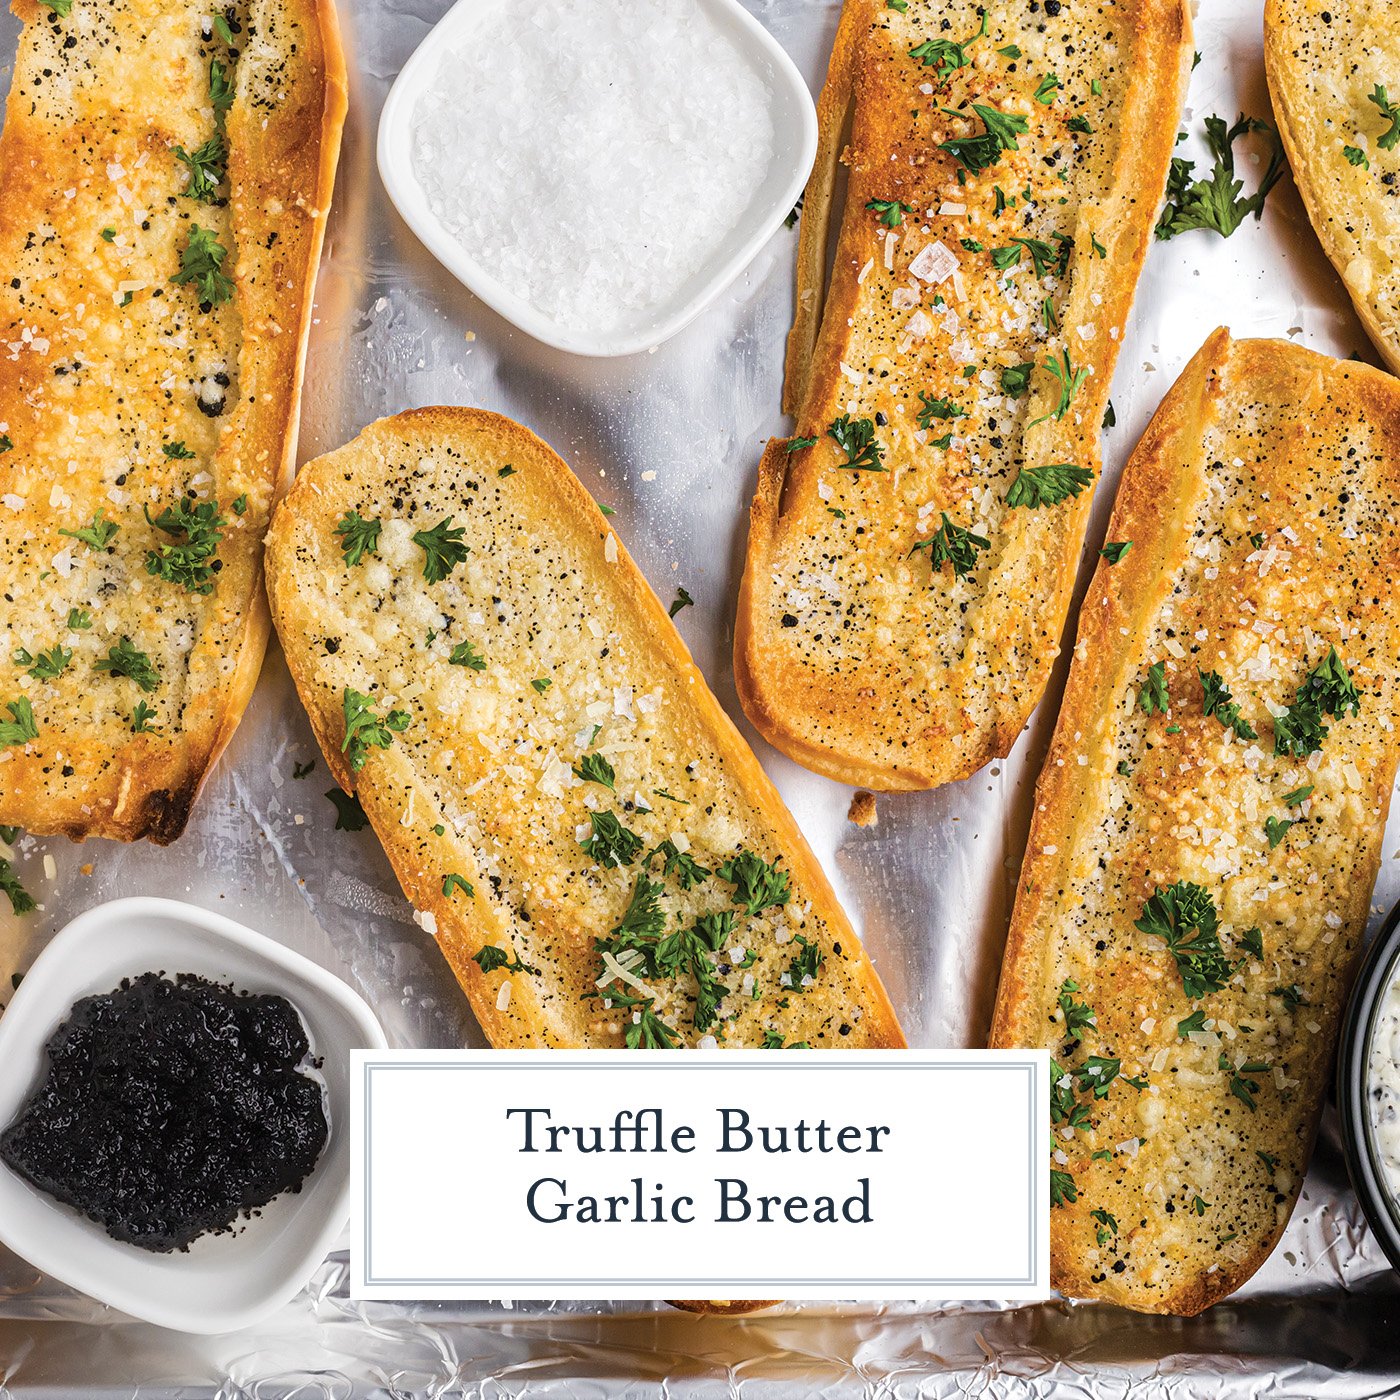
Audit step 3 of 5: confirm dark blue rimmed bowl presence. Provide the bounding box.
[1338,899,1400,1272]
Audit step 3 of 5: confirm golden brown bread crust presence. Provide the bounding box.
[266,408,904,1051]
[1264,0,1400,375]
[0,0,345,843]
[736,0,1192,791]
[991,330,1400,1314]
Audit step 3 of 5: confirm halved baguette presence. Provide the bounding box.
[990,329,1400,1314]
[0,0,345,842]
[1265,0,1400,375]
[736,0,1191,791]
[265,408,904,1051]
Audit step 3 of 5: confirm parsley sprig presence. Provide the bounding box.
[1273,646,1360,758]
[1369,84,1400,151]
[335,510,381,566]
[907,10,987,84]
[144,494,226,593]
[0,699,38,748]
[1200,670,1258,740]
[939,103,1030,174]
[910,513,989,578]
[827,415,886,472]
[1005,463,1093,508]
[171,224,234,307]
[412,516,469,582]
[341,687,409,772]
[96,638,160,693]
[173,133,227,203]
[717,849,791,917]
[1155,114,1284,241]
[1135,881,1239,999]
[1028,348,1088,427]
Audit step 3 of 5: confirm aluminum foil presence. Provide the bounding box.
[4,0,1400,1392]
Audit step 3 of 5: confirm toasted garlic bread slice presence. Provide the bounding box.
[0,0,345,842]
[1265,0,1400,374]
[266,409,904,1051]
[736,0,1191,791]
[990,330,1400,1315]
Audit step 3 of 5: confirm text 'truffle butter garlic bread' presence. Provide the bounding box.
[991,330,1400,1315]
[1265,0,1400,375]
[266,408,904,1051]
[735,0,1191,791]
[0,0,345,842]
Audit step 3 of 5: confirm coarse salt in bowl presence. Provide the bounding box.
[377,0,817,357]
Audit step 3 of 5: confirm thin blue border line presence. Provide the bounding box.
[362,1057,1042,1290]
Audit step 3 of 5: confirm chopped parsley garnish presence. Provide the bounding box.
[1177,1008,1208,1037]
[1155,114,1284,241]
[1000,361,1035,396]
[916,392,966,430]
[144,494,226,593]
[1220,1054,1268,1111]
[762,1030,811,1048]
[1273,647,1360,758]
[1191,1194,1210,1216]
[1284,784,1314,806]
[171,224,234,306]
[907,9,986,83]
[785,934,824,992]
[1091,1207,1118,1245]
[1238,926,1265,961]
[717,849,791,916]
[497,464,515,478]
[1057,978,1096,1041]
[473,945,538,977]
[96,638,160,693]
[1257,1150,1278,1174]
[992,233,1072,278]
[231,493,247,515]
[100,226,116,243]
[14,644,72,681]
[827,414,886,472]
[1135,881,1239,999]
[0,699,37,748]
[59,510,119,550]
[173,132,227,202]
[573,751,615,789]
[209,58,234,116]
[1272,983,1305,1011]
[442,872,474,899]
[655,911,734,1031]
[0,859,34,914]
[1369,84,1400,150]
[668,586,694,618]
[625,999,679,1050]
[1005,463,1092,508]
[1264,816,1294,849]
[531,678,551,693]
[1200,670,1258,740]
[1028,348,1088,426]
[1138,660,1169,713]
[41,0,73,15]
[335,510,380,565]
[1067,115,1093,134]
[648,838,711,890]
[787,435,818,452]
[341,687,409,773]
[1100,541,1131,564]
[66,608,92,630]
[1344,145,1370,169]
[326,789,368,831]
[448,639,487,671]
[163,440,197,459]
[1034,73,1060,103]
[1050,1167,1078,1206]
[580,810,643,868]
[865,198,913,228]
[412,516,469,583]
[939,103,1030,174]
[0,434,11,452]
[910,513,989,579]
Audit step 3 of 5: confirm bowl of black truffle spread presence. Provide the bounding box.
[0,898,385,1333]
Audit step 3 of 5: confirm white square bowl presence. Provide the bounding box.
[0,897,386,1334]
[376,0,818,358]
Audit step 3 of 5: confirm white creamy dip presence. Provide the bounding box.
[1367,973,1400,1192]
[410,0,777,335]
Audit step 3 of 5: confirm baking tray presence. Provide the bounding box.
[4,0,1400,1393]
